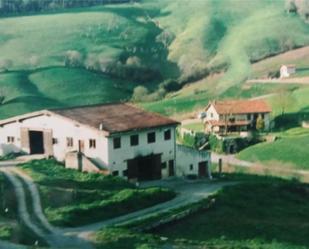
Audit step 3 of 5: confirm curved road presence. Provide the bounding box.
[0,162,232,248]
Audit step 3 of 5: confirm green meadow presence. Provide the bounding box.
[0,0,309,119]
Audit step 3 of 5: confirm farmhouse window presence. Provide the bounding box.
[130,134,139,146]
[7,136,15,143]
[89,139,96,149]
[113,137,121,149]
[164,129,171,140]
[147,132,156,144]
[66,137,74,147]
[190,164,193,171]
[247,114,251,120]
[112,171,119,176]
[52,138,58,144]
[261,113,265,119]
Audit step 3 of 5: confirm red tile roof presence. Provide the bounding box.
[206,100,271,115]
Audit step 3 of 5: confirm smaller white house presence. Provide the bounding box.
[204,99,272,134]
[280,64,296,78]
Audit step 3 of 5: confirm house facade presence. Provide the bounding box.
[204,100,272,134]
[0,103,211,180]
[280,64,296,78]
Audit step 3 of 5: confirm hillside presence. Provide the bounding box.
[0,0,309,118]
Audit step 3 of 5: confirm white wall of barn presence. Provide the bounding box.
[107,126,177,178]
[0,114,109,166]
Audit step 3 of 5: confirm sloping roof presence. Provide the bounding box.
[206,99,271,115]
[281,64,296,68]
[0,103,179,135]
[50,103,179,134]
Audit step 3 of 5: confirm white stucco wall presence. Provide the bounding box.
[176,144,211,177]
[0,113,178,179]
[0,114,109,166]
[204,104,219,122]
[107,127,177,178]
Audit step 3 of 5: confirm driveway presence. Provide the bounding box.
[0,159,233,247]
[67,178,232,240]
[211,152,253,167]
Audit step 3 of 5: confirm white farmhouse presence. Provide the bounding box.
[280,64,296,78]
[204,99,272,134]
[0,103,211,180]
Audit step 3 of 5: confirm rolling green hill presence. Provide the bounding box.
[0,0,309,118]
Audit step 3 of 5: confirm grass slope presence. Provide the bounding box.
[0,0,309,118]
[238,128,309,170]
[155,176,309,249]
[20,160,175,227]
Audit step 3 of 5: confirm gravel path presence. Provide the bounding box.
[0,167,94,249]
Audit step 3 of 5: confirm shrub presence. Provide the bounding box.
[132,86,149,102]
[64,50,83,67]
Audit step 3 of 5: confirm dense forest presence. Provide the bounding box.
[0,0,137,14]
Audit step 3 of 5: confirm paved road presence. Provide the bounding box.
[247,76,309,84]
[211,152,253,167]
[67,179,232,240]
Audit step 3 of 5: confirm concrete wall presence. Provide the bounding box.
[0,114,109,166]
[0,113,177,179]
[176,144,211,177]
[107,127,177,178]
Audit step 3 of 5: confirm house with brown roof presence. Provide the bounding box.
[204,99,272,134]
[0,103,211,180]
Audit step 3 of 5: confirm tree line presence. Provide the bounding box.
[0,0,137,14]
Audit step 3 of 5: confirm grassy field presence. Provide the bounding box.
[0,0,309,119]
[238,128,309,170]
[20,160,175,227]
[94,175,309,249]
[155,175,309,249]
[182,122,204,132]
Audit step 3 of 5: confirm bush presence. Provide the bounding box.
[20,159,133,190]
[46,187,175,227]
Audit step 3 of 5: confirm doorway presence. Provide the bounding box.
[78,140,85,153]
[29,131,44,154]
[198,161,208,177]
[168,160,175,177]
[127,154,162,181]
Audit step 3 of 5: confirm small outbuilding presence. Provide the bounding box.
[280,64,296,78]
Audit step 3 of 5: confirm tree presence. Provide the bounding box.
[126,56,141,67]
[256,115,265,131]
[132,86,148,102]
[285,0,297,13]
[64,50,83,67]
[0,59,12,72]
[274,88,295,116]
[0,88,6,104]
[297,0,309,20]
[29,55,39,68]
